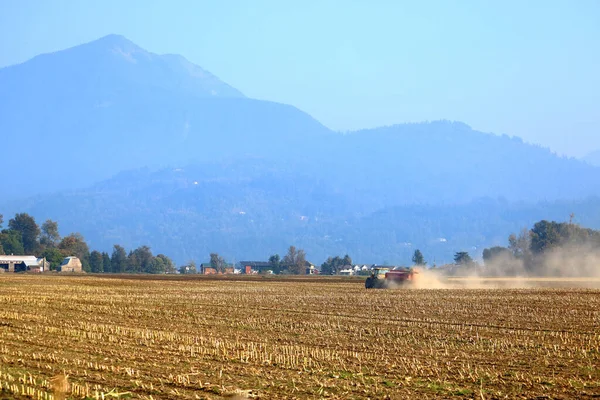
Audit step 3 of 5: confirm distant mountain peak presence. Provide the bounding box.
[96,33,133,44]
[89,34,148,60]
[49,34,147,60]
[1,34,244,98]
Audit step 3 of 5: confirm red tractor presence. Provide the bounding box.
[365,267,418,289]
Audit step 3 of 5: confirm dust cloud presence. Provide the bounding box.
[410,268,452,289]
[405,246,600,289]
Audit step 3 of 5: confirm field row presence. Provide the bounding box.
[0,275,598,398]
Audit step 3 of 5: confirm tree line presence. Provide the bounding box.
[7,211,589,276]
[1,213,322,275]
[0,212,175,273]
[406,218,600,274]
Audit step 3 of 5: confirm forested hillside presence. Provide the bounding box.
[5,163,600,265]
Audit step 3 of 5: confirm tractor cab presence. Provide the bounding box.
[365,267,390,288]
[370,267,389,278]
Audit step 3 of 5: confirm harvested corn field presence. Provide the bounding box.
[0,275,599,399]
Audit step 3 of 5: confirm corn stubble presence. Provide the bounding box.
[0,275,598,399]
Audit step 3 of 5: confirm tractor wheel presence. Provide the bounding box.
[365,277,374,289]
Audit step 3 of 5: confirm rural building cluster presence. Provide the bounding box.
[198,261,397,276]
[0,254,411,276]
[236,261,319,275]
[195,261,319,275]
[0,255,82,273]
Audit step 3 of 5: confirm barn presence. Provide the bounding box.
[59,257,83,272]
[0,255,49,272]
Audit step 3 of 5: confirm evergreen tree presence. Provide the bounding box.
[454,251,473,266]
[111,245,127,273]
[412,249,425,266]
[89,250,104,273]
[268,254,281,274]
[102,252,112,273]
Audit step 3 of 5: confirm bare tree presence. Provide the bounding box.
[508,227,532,268]
[283,245,307,275]
[210,253,226,273]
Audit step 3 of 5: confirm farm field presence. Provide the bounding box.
[0,275,599,399]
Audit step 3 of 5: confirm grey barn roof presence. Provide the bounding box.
[239,261,271,268]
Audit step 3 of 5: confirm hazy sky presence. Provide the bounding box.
[1,0,598,156]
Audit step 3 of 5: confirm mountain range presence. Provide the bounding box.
[2,35,599,264]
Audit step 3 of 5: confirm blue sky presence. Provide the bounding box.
[1,0,598,156]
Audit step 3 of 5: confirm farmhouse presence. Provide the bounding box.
[200,264,217,275]
[0,255,49,272]
[305,263,318,274]
[59,256,83,272]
